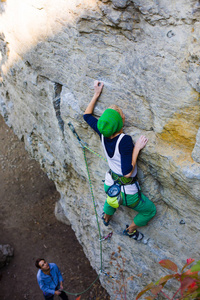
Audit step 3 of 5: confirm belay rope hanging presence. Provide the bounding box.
[61,122,113,297]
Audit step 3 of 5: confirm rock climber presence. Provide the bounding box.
[83,80,156,241]
[35,258,69,300]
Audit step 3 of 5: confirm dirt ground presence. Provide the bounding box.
[0,115,110,300]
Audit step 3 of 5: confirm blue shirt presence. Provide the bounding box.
[83,114,134,175]
[37,263,63,296]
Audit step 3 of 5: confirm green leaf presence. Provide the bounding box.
[191,263,200,272]
[136,283,154,300]
[159,259,178,272]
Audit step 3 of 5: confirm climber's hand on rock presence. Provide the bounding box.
[135,135,148,150]
[84,81,104,114]
[94,80,104,97]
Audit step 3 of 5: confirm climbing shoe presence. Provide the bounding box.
[101,212,111,227]
[123,225,144,241]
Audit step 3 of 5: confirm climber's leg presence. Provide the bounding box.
[121,192,156,240]
[102,198,116,226]
[132,193,157,227]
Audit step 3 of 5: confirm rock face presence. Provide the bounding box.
[0,0,200,298]
[0,244,14,268]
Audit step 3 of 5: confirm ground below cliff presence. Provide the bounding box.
[0,115,109,300]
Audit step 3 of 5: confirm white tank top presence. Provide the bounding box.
[101,134,138,195]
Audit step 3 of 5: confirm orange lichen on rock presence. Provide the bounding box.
[159,105,200,151]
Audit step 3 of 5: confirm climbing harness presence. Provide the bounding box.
[109,169,138,185]
[108,169,143,208]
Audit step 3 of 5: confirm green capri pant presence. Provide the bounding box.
[103,184,156,227]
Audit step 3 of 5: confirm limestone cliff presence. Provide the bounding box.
[0,0,200,299]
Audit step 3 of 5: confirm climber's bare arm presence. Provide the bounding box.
[124,135,148,178]
[84,80,104,115]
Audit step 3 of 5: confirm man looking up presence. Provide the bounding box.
[35,258,68,300]
[83,80,156,241]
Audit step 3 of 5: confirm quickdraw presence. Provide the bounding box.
[101,270,118,279]
[99,232,113,242]
[68,122,107,162]
[68,122,87,148]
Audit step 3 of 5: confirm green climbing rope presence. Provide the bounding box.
[63,272,100,296]
[83,146,103,271]
[68,122,107,162]
[83,144,107,162]
[62,122,107,297]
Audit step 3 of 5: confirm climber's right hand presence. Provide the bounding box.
[94,80,104,97]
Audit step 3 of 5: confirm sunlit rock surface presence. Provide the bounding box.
[0,0,200,298]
